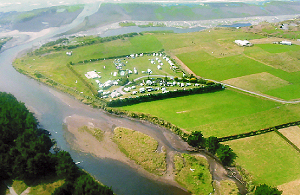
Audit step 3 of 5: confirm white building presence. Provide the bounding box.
[281,41,292,45]
[234,40,251,46]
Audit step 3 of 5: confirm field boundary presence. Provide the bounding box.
[218,121,300,142]
[66,63,98,96]
[274,129,300,153]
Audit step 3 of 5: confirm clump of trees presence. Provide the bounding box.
[34,32,141,56]
[254,184,282,195]
[0,92,113,194]
[186,131,236,167]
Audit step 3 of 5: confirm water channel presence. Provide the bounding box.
[0,3,217,195]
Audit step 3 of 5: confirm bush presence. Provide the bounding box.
[189,78,197,83]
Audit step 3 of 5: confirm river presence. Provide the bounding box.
[0,3,202,195]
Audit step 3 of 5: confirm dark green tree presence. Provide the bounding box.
[205,136,220,154]
[187,131,206,148]
[255,184,282,195]
[216,144,237,166]
[55,151,79,181]
[74,175,113,195]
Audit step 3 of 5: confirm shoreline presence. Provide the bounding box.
[63,114,188,191]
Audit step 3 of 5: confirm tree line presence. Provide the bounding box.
[32,32,140,56]
[0,92,113,195]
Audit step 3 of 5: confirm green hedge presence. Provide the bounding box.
[218,121,300,142]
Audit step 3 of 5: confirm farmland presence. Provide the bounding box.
[173,30,300,101]
[225,132,300,186]
[12,22,300,193]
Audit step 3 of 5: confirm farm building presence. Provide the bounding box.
[234,40,252,46]
[280,41,292,45]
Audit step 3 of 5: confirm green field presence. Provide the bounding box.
[174,153,213,195]
[225,132,300,186]
[173,29,300,100]
[122,89,291,137]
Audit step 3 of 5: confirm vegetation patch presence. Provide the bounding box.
[78,126,104,142]
[226,132,300,186]
[223,72,290,93]
[279,126,300,149]
[174,153,213,195]
[12,180,28,194]
[113,127,166,176]
[29,180,64,195]
[213,180,239,195]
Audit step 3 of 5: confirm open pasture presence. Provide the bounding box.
[226,132,300,186]
[223,72,290,93]
[257,44,300,53]
[122,89,287,137]
[244,46,300,72]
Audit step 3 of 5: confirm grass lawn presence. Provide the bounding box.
[113,127,166,176]
[226,132,300,186]
[122,89,283,137]
[174,153,213,195]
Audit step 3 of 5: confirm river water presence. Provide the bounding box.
[0,3,214,195]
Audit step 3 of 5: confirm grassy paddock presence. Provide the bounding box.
[122,89,283,137]
[223,72,290,93]
[174,153,213,195]
[226,132,300,186]
[113,127,166,176]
